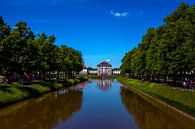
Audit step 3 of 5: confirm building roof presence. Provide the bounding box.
[82,65,87,69]
[97,62,112,67]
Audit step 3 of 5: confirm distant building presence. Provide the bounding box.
[88,68,98,74]
[79,65,88,75]
[112,68,121,75]
[97,62,112,76]
[87,62,120,76]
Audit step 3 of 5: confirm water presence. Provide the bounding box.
[0,79,194,129]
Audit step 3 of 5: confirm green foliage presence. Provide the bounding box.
[64,78,80,86]
[52,83,64,90]
[0,18,83,81]
[0,87,29,106]
[30,84,50,94]
[121,2,195,78]
[77,76,88,82]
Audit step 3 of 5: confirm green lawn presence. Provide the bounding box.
[117,77,195,117]
[0,77,88,107]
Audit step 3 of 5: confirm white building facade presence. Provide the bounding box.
[97,62,112,76]
[112,69,121,75]
[79,65,88,75]
[88,69,98,74]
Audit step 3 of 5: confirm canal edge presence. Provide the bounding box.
[120,82,195,121]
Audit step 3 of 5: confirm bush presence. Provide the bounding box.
[30,84,50,94]
[0,87,29,106]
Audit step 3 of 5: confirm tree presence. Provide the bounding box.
[0,16,84,83]
[0,16,11,78]
[121,2,195,83]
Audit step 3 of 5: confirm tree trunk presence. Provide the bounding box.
[43,71,46,81]
[19,74,22,84]
[57,71,59,81]
[173,75,176,86]
[148,75,150,81]
[157,76,160,82]
[27,71,32,83]
[49,70,51,81]
[5,72,11,84]
[39,70,41,80]
[164,76,166,83]
[152,75,154,82]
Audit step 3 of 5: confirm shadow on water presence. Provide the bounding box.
[0,86,83,129]
[120,86,195,129]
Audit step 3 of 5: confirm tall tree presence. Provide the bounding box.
[0,16,11,78]
[121,2,195,82]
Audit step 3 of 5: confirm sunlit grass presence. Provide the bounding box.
[0,77,87,107]
[117,77,195,117]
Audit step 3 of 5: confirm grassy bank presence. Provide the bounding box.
[0,77,88,107]
[117,77,195,117]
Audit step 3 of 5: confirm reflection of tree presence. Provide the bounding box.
[120,87,194,129]
[0,87,83,129]
[97,79,112,91]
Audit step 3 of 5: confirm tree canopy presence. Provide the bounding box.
[0,17,83,82]
[121,2,195,81]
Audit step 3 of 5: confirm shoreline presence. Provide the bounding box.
[0,77,88,108]
[117,77,195,119]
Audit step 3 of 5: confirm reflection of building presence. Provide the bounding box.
[97,79,112,91]
[97,62,112,76]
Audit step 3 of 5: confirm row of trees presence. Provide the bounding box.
[121,3,195,83]
[0,17,83,82]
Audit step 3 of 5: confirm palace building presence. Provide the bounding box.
[97,62,112,76]
[80,61,120,76]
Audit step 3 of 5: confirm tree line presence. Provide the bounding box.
[121,2,195,83]
[0,17,83,82]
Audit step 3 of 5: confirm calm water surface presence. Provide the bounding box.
[0,79,194,129]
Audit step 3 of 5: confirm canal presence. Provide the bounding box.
[0,79,194,129]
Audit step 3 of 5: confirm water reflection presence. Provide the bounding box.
[120,86,195,129]
[96,79,112,91]
[78,82,87,89]
[0,86,83,129]
[1,80,194,129]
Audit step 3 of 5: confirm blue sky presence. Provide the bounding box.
[0,0,194,68]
